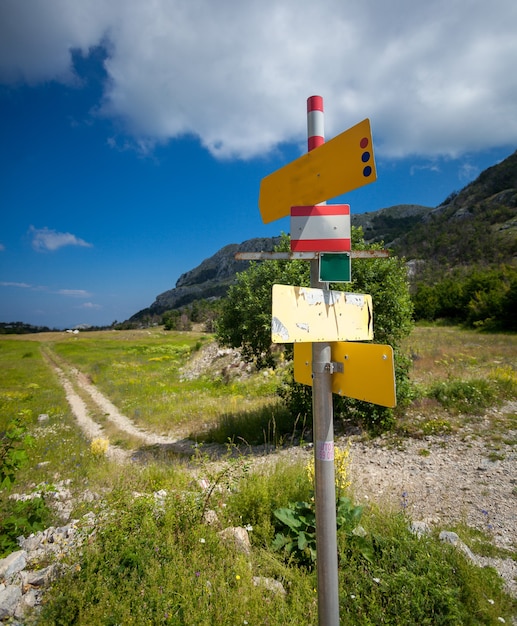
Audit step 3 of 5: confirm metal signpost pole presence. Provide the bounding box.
[307,96,340,626]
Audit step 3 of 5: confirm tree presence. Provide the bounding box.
[216,229,414,432]
[216,234,307,368]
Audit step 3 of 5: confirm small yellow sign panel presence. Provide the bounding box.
[271,284,373,343]
[259,118,377,224]
[294,342,396,407]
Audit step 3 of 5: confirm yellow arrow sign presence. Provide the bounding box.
[271,284,373,343]
[259,118,376,224]
[294,341,396,407]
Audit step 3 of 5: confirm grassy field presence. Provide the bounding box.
[403,325,516,387]
[1,326,516,624]
[399,325,517,442]
[41,329,283,440]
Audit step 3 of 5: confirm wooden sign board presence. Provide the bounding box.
[294,341,396,407]
[271,284,372,343]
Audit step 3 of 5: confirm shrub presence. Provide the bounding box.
[218,230,414,433]
[0,416,51,557]
[1,416,33,490]
[0,496,51,557]
[427,379,497,414]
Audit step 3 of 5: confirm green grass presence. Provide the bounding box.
[402,326,517,387]
[1,327,516,624]
[195,402,307,446]
[35,460,516,625]
[0,340,98,488]
[46,331,282,438]
[399,326,517,440]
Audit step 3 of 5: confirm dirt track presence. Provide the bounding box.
[42,349,195,460]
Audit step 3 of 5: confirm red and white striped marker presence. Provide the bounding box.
[290,205,351,252]
[290,96,351,253]
[307,95,324,152]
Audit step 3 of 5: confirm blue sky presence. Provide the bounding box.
[1,0,516,329]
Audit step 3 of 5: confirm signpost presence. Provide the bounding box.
[247,95,391,626]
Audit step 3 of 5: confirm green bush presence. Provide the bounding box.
[0,416,33,490]
[0,416,51,557]
[339,511,515,624]
[0,496,51,557]
[224,459,312,547]
[427,379,497,414]
[217,230,414,433]
[413,264,517,330]
[272,496,370,568]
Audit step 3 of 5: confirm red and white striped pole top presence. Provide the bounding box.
[307,95,324,152]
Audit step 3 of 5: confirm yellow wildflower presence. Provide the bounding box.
[90,437,109,456]
[306,440,351,497]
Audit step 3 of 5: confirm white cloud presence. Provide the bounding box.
[0,282,93,299]
[458,162,480,182]
[410,163,441,177]
[29,226,93,252]
[1,0,516,159]
[57,289,92,298]
[0,281,32,288]
[0,243,5,251]
[80,302,102,310]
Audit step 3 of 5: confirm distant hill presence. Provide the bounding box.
[0,321,55,334]
[351,204,433,248]
[129,237,281,323]
[128,150,516,325]
[392,150,517,266]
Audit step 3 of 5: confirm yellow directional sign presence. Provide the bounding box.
[271,284,373,343]
[259,118,376,224]
[294,341,396,407]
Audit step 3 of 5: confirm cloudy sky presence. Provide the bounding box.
[1,0,516,328]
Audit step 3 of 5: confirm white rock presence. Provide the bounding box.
[252,576,287,596]
[0,585,22,619]
[439,531,476,562]
[218,527,252,555]
[0,551,27,580]
[410,521,432,538]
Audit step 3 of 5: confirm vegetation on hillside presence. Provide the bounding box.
[394,149,517,265]
[0,322,56,335]
[412,264,517,330]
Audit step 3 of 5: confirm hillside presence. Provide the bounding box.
[393,150,517,265]
[129,236,281,323]
[128,150,516,324]
[351,204,433,247]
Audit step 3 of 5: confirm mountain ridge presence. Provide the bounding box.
[129,150,516,324]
